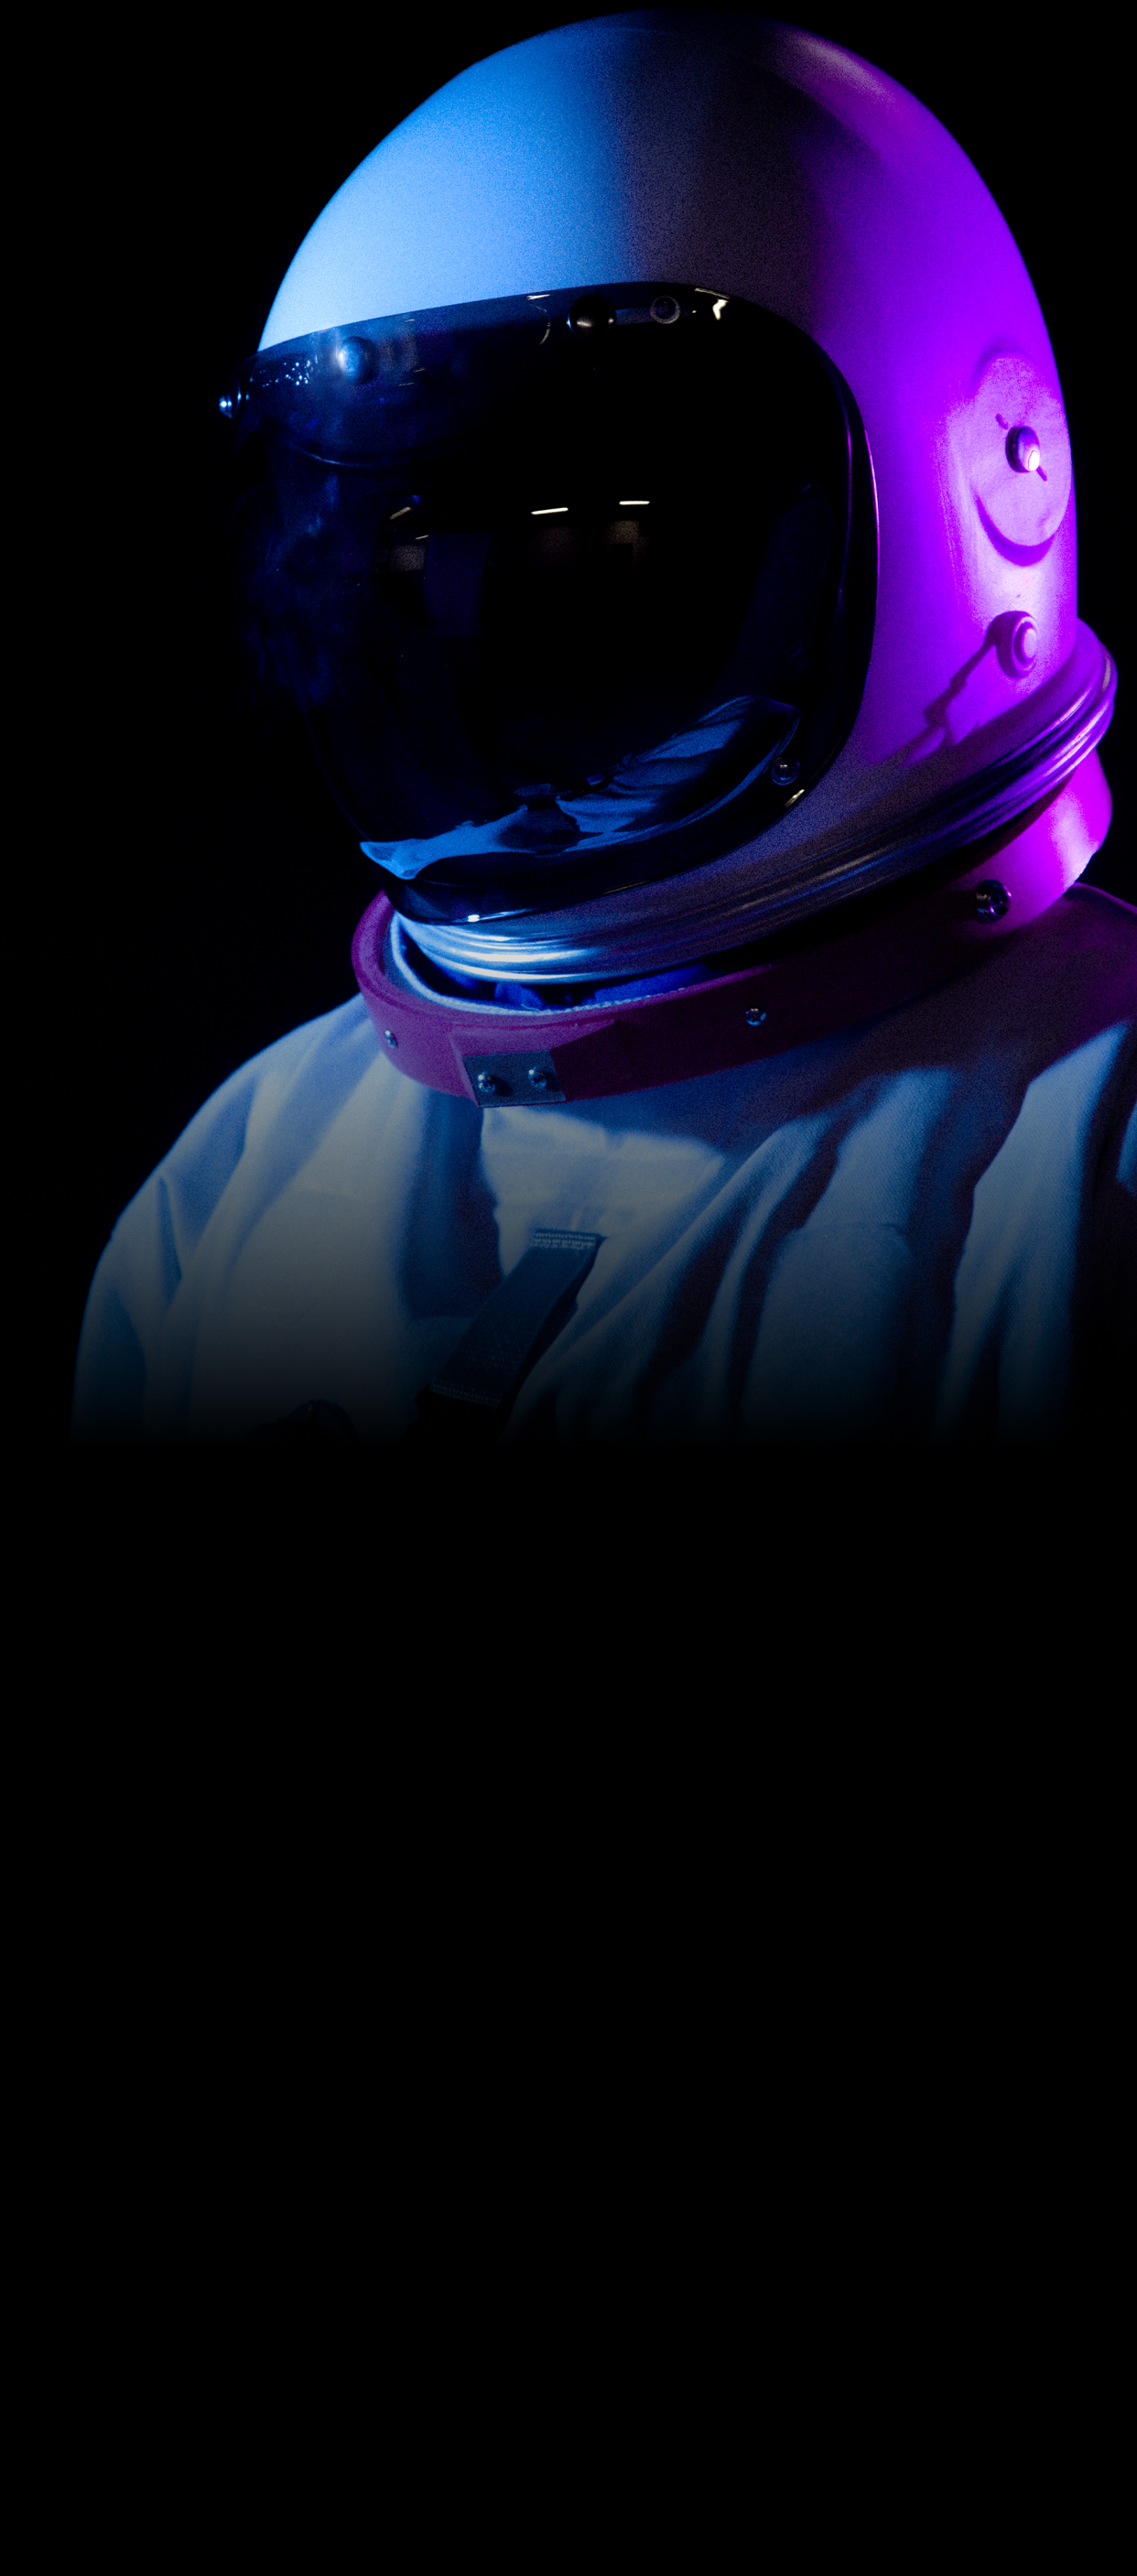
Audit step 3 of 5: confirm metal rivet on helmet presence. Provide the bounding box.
[568,295,616,335]
[992,612,1042,679]
[1007,425,1043,473]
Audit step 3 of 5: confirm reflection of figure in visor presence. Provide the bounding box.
[73,13,1134,1445]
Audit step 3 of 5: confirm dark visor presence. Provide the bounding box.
[230,285,875,925]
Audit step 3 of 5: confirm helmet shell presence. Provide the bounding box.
[255,12,1099,965]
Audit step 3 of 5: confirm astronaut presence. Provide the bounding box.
[73,12,1134,1444]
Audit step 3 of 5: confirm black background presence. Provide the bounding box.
[62,10,1128,1434]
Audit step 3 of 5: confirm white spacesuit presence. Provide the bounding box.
[72,13,1135,1444]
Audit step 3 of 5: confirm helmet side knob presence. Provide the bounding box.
[1007,425,1043,473]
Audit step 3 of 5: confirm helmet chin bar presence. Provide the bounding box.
[397,625,1114,987]
[352,752,1112,1107]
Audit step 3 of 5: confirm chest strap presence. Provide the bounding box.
[411,1229,602,1440]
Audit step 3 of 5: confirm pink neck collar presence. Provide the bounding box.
[352,754,1111,1106]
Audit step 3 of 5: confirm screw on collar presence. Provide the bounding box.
[972,880,1012,920]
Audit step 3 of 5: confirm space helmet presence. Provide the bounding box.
[227,11,1115,1104]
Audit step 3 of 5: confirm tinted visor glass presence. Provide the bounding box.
[233,287,872,922]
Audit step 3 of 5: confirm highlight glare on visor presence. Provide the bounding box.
[231,286,875,924]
